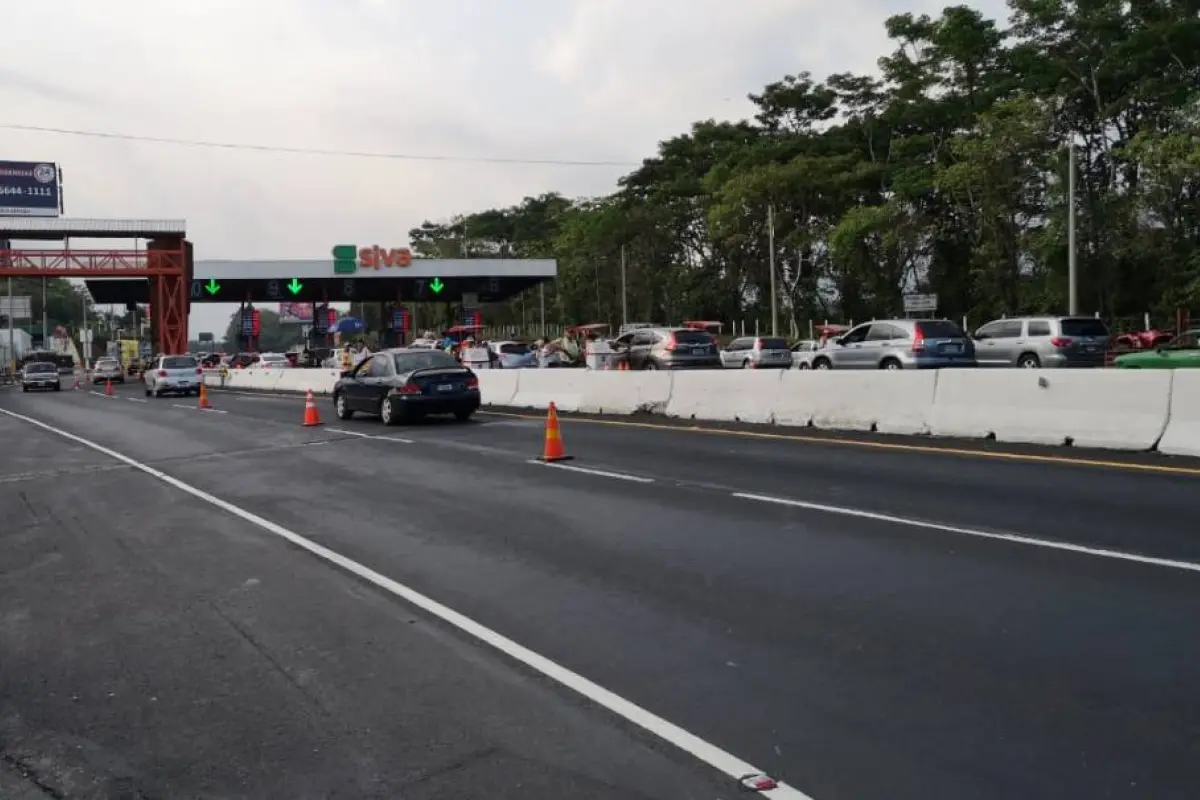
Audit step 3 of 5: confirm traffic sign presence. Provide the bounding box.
[287,278,303,295]
[205,278,221,296]
[430,277,445,295]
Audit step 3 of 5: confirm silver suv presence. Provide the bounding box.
[612,327,720,370]
[720,336,793,369]
[972,316,1110,368]
[143,354,202,397]
[810,319,975,370]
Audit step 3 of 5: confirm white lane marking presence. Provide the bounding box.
[0,405,809,799]
[734,492,1200,574]
[89,391,116,399]
[127,397,148,403]
[326,427,414,444]
[172,404,229,414]
[526,460,655,484]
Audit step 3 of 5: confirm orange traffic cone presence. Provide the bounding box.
[104,379,113,396]
[198,383,212,409]
[301,389,323,427]
[537,402,571,462]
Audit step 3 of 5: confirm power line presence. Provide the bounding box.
[0,123,640,168]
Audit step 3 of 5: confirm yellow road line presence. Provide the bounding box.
[478,411,1200,477]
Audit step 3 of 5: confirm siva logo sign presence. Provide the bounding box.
[332,244,414,274]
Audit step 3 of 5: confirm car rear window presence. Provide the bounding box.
[499,343,529,355]
[97,359,118,366]
[393,351,461,372]
[671,330,713,345]
[26,363,55,373]
[916,320,966,339]
[1060,318,1110,337]
[162,356,197,369]
[756,337,788,350]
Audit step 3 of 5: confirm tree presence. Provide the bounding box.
[221,308,299,353]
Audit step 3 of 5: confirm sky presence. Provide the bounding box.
[0,0,1007,337]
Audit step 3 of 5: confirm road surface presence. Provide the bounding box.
[2,381,1198,799]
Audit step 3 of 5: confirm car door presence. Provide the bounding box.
[722,338,749,368]
[341,356,375,410]
[865,322,907,364]
[366,353,396,406]
[628,331,656,369]
[829,324,871,368]
[973,320,1015,366]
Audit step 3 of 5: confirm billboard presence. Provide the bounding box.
[0,161,61,217]
[278,302,314,324]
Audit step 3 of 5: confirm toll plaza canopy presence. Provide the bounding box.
[85,245,557,306]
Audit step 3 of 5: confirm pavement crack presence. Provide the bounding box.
[0,463,133,485]
[1,753,66,799]
[141,438,348,469]
[208,601,334,719]
[402,745,501,787]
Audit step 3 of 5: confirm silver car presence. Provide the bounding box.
[972,316,1110,368]
[93,357,124,384]
[143,354,202,397]
[720,336,793,369]
[810,319,976,370]
[21,361,61,392]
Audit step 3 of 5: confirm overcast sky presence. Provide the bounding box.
[0,0,1005,337]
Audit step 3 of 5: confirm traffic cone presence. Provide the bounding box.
[301,389,323,427]
[104,379,113,396]
[198,383,212,409]
[537,402,571,462]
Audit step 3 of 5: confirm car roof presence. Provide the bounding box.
[384,347,457,354]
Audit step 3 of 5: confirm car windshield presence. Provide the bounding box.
[393,351,460,373]
[162,356,197,369]
[97,359,118,367]
[26,363,56,373]
[757,337,788,350]
[499,343,529,355]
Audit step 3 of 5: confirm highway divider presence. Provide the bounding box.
[201,367,1200,457]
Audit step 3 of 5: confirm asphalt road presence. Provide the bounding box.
[3,380,1199,799]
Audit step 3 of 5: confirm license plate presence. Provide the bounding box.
[1084,345,1099,352]
[437,383,454,392]
[693,348,707,355]
[942,344,963,354]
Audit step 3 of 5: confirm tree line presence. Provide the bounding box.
[409,0,1199,334]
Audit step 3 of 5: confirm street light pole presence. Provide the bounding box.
[1068,141,1078,315]
[767,204,778,336]
[620,244,628,329]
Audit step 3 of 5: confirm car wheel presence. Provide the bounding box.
[813,358,832,370]
[22,386,28,392]
[454,409,474,421]
[797,361,811,370]
[881,358,902,370]
[380,396,398,426]
[742,360,752,369]
[54,384,61,391]
[1018,353,1040,368]
[144,387,151,397]
[643,360,658,371]
[335,392,353,420]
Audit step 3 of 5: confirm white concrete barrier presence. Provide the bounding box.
[509,369,588,412]
[207,366,1192,455]
[774,370,938,434]
[1158,371,1199,456]
[476,370,520,406]
[665,370,781,424]
[929,369,1171,450]
[577,371,673,415]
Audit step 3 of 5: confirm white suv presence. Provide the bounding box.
[144,354,202,397]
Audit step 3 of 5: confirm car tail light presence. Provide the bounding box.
[397,382,422,395]
[196,368,203,375]
[467,376,479,389]
[1050,337,1073,348]
[911,328,926,352]
[157,369,167,377]
[662,332,678,352]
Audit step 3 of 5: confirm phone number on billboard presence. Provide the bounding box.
[0,186,54,196]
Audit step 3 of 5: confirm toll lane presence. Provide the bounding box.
[5,385,1200,799]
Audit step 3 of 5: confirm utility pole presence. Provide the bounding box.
[620,245,628,329]
[767,203,778,336]
[41,276,47,348]
[539,281,546,339]
[6,276,13,370]
[1068,141,1078,316]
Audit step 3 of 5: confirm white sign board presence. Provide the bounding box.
[903,293,938,313]
[0,296,32,319]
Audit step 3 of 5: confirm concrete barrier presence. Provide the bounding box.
[206,366,1192,455]
[1158,371,1200,456]
[665,370,781,424]
[476,370,520,406]
[929,369,1172,450]
[774,371,938,434]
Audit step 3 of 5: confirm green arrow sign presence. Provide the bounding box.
[287,278,303,295]
[429,277,444,294]
[204,278,220,296]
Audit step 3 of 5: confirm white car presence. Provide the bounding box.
[144,354,202,397]
[252,353,291,369]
